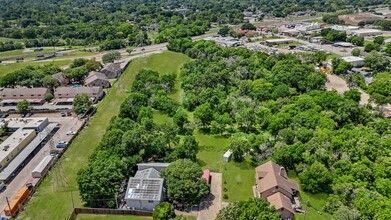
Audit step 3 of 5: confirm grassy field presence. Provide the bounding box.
[76,214,152,220]
[0,48,60,58]
[288,171,331,220]
[0,60,73,76]
[75,214,196,220]
[19,51,189,220]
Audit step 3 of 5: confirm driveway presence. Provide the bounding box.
[197,172,223,220]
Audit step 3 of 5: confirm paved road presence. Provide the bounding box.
[0,116,84,217]
[325,74,371,106]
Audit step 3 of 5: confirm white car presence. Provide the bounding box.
[66,131,76,135]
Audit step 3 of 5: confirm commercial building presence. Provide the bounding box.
[204,36,243,47]
[281,29,300,37]
[54,86,104,104]
[342,56,365,67]
[254,161,300,220]
[295,23,321,32]
[350,29,382,37]
[264,39,295,45]
[338,13,384,25]
[331,25,359,32]
[0,87,50,106]
[0,129,36,170]
[125,163,169,211]
[2,117,49,132]
[84,71,111,89]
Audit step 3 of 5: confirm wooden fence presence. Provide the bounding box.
[68,208,153,220]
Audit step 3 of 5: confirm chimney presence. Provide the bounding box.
[279,167,287,179]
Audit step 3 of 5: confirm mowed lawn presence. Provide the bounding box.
[76,214,152,220]
[75,214,195,220]
[288,171,331,220]
[19,51,189,220]
[0,60,73,76]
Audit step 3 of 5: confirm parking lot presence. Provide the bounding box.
[0,115,85,216]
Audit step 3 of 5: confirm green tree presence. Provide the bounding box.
[44,93,54,102]
[16,99,31,114]
[172,136,199,162]
[216,198,280,220]
[194,103,214,127]
[385,43,391,54]
[332,205,361,220]
[313,51,327,64]
[102,51,121,64]
[70,58,88,68]
[218,26,231,37]
[85,60,103,71]
[173,108,189,132]
[344,89,361,103]
[299,161,333,193]
[126,47,133,55]
[241,22,256,30]
[373,36,385,45]
[364,42,380,52]
[351,48,361,56]
[364,51,390,73]
[161,159,210,205]
[73,93,92,114]
[152,202,176,220]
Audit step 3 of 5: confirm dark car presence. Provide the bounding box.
[61,112,66,117]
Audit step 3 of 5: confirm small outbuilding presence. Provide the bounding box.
[223,149,233,162]
[32,155,53,178]
[342,56,365,67]
[202,169,211,184]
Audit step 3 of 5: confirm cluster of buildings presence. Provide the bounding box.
[0,117,56,183]
[0,59,130,112]
[203,36,243,47]
[280,22,325,37]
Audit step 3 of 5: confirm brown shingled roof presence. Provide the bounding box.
[267,192,294,213]
[255,161,299,195]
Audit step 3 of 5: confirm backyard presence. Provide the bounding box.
[19,51,189,220]
[288,171,331,220]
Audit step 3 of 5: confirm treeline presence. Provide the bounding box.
[77,69,200,208]
[0,41,23,52]
[0,0,248,49]
[168,38,391,219]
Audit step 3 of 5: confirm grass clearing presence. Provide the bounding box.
[19,51,188,220]
[0,48,58,58]
[75,214,196,220]
[76,214,152,220]
[288,171,331,220]
[0,60,73,76]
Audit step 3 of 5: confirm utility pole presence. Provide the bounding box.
[6,197,12,216]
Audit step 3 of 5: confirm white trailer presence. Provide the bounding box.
[32,155,53,178]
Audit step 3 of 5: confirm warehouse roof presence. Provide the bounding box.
[342,56,365,63]
[0,129,36,163]
[0,123,56,182]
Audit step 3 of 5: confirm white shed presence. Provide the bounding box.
[223,149,233,162]
[32,155,53,178]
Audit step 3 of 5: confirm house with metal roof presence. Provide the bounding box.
[254,161,300,220]
[125,163,169,211]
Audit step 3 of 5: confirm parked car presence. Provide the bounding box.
[67,111,72,116]
[61,112,66,117]
[66,131,76,135]
[25,112,33,117]
[55,141,68,148]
